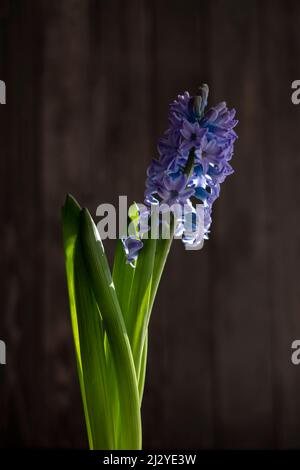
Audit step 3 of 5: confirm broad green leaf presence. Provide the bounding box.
[137,236,174,401]
[73,237,115,449]
[63,194,174,449]
[61,195,82,367]
[149,236,173,314]
[112,239,135,326]
[79,208,141,450]
[113,239,150,404]
[110,241,136,445]
[138,334,148,400]
[62,194,93,448]
[127,238,157,380]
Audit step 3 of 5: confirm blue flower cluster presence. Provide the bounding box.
[123,85,238,264]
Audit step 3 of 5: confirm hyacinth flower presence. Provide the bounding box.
[61,84,238,450]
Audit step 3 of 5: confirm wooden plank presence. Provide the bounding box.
[258,0,300,449]
[209,0,273,448]
[0,0,10,19]
[0,0,46,447]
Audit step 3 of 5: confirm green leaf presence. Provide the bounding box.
[127,237,157,380]
[149,236,173,314]
[62,194,93,448]
[110,240,136,444]
[112,239,151,404]
[62,195,116,449]
[112,239,135,326]
[113,216,174,404]
[137,235,174,401]
[138,334,148,399]
[79,208,142,450]
[62,194,174,449]
[73,237,115,449]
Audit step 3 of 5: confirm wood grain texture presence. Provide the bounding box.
[1,0,300,449]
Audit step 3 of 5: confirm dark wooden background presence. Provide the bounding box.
[1,0,300,449]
